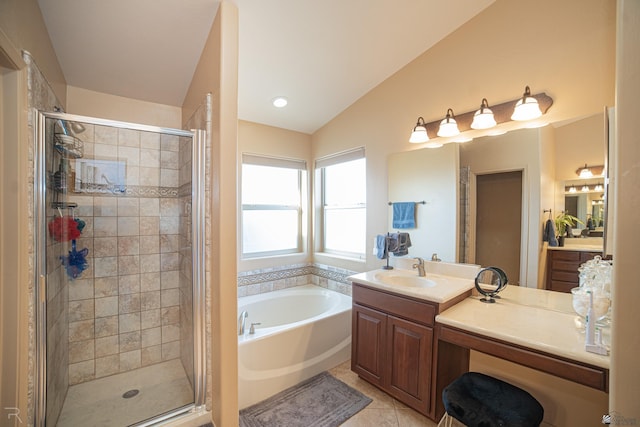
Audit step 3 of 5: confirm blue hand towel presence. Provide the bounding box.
[374,234,388,259]
[392,202,416,229]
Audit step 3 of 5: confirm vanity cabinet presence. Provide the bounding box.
[351,282,455,417]
[545,250,610,293]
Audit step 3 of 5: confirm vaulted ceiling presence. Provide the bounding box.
[38,0,494,133]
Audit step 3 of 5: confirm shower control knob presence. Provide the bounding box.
[249,322,261,334]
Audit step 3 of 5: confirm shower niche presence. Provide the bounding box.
[35,111,206,426]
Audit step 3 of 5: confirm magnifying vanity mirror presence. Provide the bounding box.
[388,108,614,289]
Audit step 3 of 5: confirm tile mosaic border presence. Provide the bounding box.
[70,185,179,198]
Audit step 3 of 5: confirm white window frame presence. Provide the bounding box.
[241,153,306,258]
[316,147,366,259]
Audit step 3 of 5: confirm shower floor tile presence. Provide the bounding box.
[56,359,193,426]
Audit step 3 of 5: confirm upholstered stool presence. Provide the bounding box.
[440,372,544,427]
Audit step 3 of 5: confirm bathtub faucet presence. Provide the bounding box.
[239,311,248,335]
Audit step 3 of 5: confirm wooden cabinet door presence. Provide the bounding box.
[386,315,433,413]
[351,303,387,386]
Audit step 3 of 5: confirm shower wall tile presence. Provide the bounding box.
[94,237,118,257]
[94,257,118,277]
[95,316,118,337]
[140,236,159,254]
[95,335,119,357]
[140,131,160,149]
[94,217,118,237]
[68,279,94,301]
[120,350,141,371]
[95,277,118,297]
[141,346,162,367]
[118,128,140,147]
[140,273,161,292]
[140,149,160,167]
[139,198,160,216]
[64,126,187,384]
[95,355,120,378]
[69,320,94,342]
[95,296,118,318]
[69,360,95,385]
[141,327,161,347]
[119,313,141,333]
[141,291,161,310]
[69,339,95,363]
[68,300,94,322]
[117,236,140,256]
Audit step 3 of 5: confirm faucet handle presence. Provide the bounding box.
[249,322,261,334]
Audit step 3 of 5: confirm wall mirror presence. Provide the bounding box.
[388,109,612,289]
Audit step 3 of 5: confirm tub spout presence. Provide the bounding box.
[239,310,248,335]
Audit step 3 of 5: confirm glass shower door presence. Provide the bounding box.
[35,111,205,426]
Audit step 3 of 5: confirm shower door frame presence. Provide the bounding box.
[34,110,207,426]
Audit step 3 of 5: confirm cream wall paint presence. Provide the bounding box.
[554,114,606,182]
[0,0,67,105]
[237,120,312,272]
[610,0,640,421]
[66,86,182,129]
[182,2,239,426]
[388,144,459,263]
[309,0,618,422]
[311,0,615,274]
[460,129,542,287]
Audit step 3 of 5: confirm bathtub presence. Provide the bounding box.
[238,284,352,409]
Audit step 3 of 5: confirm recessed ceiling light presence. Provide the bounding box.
[272,97,288,108]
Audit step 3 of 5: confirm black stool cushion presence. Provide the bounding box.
[442,372,544,427]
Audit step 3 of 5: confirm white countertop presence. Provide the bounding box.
[348,268,475,304]
[436,285,610,369]
[548,244,603,252]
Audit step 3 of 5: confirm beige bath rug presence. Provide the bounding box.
[239,371,372,427]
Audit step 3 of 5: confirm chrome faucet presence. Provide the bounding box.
[431,253,441,262]
[412,257,426,277]
[238,311,248,335]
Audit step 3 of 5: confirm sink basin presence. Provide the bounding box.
[373,272,437,288]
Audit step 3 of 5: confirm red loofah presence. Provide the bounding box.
[48,216,81,242]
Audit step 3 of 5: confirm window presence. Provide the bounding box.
[317,148,366,257]
[241,154,306,258]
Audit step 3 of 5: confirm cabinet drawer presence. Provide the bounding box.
[551,260,581,272]
[550,251,580,261]
[353,283,435,326]
[550,280,576,293]
[551,270,579,283]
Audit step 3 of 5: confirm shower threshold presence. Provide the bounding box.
[56,359,193,426]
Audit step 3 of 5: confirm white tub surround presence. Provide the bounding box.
[436,285,610,391]
[237,285,352,409]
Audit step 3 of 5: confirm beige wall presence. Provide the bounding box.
[309,0,619,423]
[611,0,640,422]
[182,2,239,426]
[67,86,182,129]
[0,0,67,105]
[312,0,615,275]
[554,113,606,182]
[237,120,312,272]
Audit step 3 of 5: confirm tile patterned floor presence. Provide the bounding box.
[56,359,193,426]
[329,361,439,427]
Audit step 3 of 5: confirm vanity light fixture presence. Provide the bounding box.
[409,117,429,143]
[437,108,460,137]
[569,186,577,193]
[578,164,593,178]
[272,96,288,108]
[511,86,543,121]
[470,98,497,130]
[594,183,604,192]
[407,85,552,145]
[581,184,590,192]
